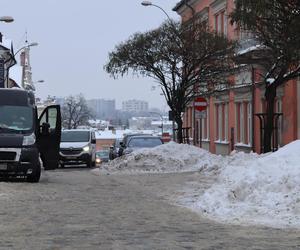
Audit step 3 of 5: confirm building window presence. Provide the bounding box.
[202,106,210,140]
[215,103,228,142]
[247,102,252,145]
[236,102,252,145]
[215,104,219,140]
[214,11,227,35]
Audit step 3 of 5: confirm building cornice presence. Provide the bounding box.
[173,0,198,14]
[210,0,226,14]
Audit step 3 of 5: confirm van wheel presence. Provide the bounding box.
[86,159,92,168]
[27,164,41,183]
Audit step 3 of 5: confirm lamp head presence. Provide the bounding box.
[141,1,152,6]
[28,42,38,47]
[0,16,14,23]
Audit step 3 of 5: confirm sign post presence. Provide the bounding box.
[194,97,207,147]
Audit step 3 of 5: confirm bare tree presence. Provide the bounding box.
[62,94,92,129]
[104,20,236,143]
[231,0,300,152]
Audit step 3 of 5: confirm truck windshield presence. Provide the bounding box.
[61,131,90,142]
[0,105,33,133]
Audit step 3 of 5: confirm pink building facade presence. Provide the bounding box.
[174,0,300,155]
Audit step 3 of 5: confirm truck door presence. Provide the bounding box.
[37,105,61,170]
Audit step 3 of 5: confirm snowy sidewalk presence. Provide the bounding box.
[96,140,300,229]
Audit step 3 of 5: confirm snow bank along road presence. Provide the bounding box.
[0,169,299,250]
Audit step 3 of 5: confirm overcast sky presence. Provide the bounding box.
[1,0,180,109]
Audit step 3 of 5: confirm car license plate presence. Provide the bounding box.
[0,163,7,170]
[66,156,76,160]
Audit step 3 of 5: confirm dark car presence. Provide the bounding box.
[118,133,152,156]
[96,150,110,165]
[109,138,122,160]
[122,135,163,155]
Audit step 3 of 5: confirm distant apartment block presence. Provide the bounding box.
[87,99,116,119]
[122,99,149,113]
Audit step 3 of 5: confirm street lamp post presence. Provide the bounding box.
[141,1,177,141]
[141,1,172,22]
[14,42,38,57]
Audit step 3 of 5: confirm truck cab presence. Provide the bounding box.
[0,88,61,182]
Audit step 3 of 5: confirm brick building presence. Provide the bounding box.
[173,0,300,154]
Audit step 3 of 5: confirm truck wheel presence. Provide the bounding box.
[27,164,41,183]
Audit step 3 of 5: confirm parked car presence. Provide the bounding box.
[118,133,152,156]
[109,138,122,160]
[96,150,110,165]
[59,129,96,167]
[122,135,163,155]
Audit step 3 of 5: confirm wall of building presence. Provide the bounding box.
[122,99,149,113]
[96,139,114,151]
[282,79,298,145]
[175,0,300,155]
[87,99,116,120]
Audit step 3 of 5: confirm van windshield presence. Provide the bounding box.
[0,105,33,133]
[61,131,90,142]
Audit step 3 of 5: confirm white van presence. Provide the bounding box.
[59,129,96,167]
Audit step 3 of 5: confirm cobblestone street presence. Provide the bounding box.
[0,169,299,250]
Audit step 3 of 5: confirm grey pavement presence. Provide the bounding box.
[0,168,299,250]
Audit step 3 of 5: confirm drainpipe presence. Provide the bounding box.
[251,66,255,152]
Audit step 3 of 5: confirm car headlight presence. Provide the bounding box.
[83,145,90,152]
[96,158,101,164]
[23,134,36,146]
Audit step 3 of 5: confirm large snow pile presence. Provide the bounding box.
[191,140,300,228]
[101,142,223,174]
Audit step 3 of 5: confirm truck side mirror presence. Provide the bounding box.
[91,138,96,144]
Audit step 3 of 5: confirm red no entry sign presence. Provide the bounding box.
[194,97,207,112]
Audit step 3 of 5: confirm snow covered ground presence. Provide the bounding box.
[96,140,300,229]
[191,140,300,229]
[98,141,224,174]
